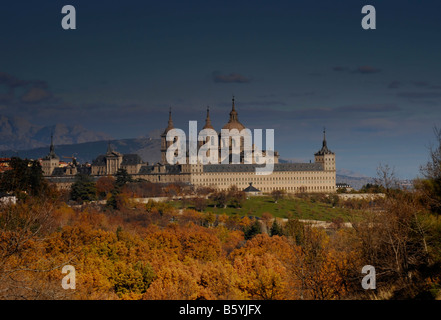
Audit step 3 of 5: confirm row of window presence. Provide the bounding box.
[193,175,335,183]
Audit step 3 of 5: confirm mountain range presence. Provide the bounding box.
[0,115,112,151]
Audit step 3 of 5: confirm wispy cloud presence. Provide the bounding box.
[332,65,382,74]
[212,71,251,84]
[388,80,402,89]
[397,92,441,99]
[353,66,382,74]
[0,72,53,104]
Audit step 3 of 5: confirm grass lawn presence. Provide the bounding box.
[170,195,356,222]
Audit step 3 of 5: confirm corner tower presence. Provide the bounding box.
[41,133,60,176]
[314,128,335,171]
[161,108,175,164]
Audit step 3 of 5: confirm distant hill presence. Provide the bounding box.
[0,115,112,151]
[1,138,162,165]
[336,175,375,191]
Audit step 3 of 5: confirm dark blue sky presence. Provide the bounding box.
[1,0,441,178]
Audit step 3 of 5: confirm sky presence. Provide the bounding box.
[1,0,441,179]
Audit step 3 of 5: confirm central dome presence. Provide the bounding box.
[222,96,246,131]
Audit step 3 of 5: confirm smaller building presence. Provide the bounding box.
[243,182,261,196]
[91,142,145,175]
[336,183,353,192]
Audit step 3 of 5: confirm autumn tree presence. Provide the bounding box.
[209,190,228,209]
[228,186,246,208]
[0,199,70,299]
[271,189,285,204]
[96,176,115,199]
[193,197,208,212]
[416,126,441,215]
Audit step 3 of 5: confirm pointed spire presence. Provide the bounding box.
[203,106,214,130]
[107,140,113,154]
[50,132,54,154]
[168,107,173,127]
[229,95,238,122]
[223,96,245,130]
[47,132,59,159]
[163,107,175,135]
[315,127,334,155]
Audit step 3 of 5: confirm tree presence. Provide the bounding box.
[70,174,97,202]
[96,176,115,199]
[115,168,133,188]
[209,190,228,209]
[271,189,285,204]
[0,157,48,197]
[229,190,246,209]
[270,219,283,237]
[417,126,441,215]
[360,183,386,194]
[193,197,208,212]
[244,219,262,240]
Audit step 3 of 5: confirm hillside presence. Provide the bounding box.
[0,115,112,151]
[1,138,162,164]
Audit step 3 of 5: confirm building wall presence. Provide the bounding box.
[189,169,336,193]
[42,158,59,176]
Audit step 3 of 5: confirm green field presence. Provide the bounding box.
[170,195,355,222]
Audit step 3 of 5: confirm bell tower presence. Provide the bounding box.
[161,108,175,164]
[314,128,335,171]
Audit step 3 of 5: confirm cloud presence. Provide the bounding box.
[336,104,401,113]
[332,65,382,75]
[412,81,430,88]
[332,66,349,72]
[388,81,402,89]
[20,87,52,103]
[212,71,251,84]
[353,66,381,74]
[397,92,441,99]
[0,72,27,87]
[0,72,53,104]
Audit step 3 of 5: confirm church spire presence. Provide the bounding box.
[203,106,214,129]
[315,127,334,155]
[46,132,59,160]
[107,140,113,154]
[168,107,173,127]
[229,95,238,122]
[50,132,55,154]
[162,107,175,135]
[222,96,245,130]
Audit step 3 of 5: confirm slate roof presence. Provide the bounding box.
[243,183,261,192]
[92,154,144,166]
[121,154,144,165]
[203,163,323,173]
[92,155,106,166]
[138,164,183,175]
